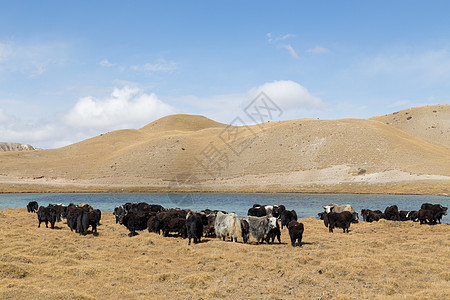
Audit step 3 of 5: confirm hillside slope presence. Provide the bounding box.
[0,110,449,194]
[371,104,450,146]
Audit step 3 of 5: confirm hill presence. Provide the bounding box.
[0,108,449,194]
[0,142,35,152]
[371,104,450,146]
[140,114,227,133]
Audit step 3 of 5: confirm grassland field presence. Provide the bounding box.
[0,208,449,299]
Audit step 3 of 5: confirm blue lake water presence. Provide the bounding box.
[1,193,448,222]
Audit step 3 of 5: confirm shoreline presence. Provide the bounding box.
[0,179,448,196]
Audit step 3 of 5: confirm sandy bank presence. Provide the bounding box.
[0,171,448,195]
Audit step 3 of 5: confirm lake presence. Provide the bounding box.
[1,192,448,222]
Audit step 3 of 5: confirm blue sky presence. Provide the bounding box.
[1,1,449,148]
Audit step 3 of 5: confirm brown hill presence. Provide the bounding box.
[371,104,450,146]
[0,110,449,194]
[140,114,227,133]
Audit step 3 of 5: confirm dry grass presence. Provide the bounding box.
[371,104,450,146]
[1,209,449,299]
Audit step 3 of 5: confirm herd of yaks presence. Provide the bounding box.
[27,201,101,235]
[317,203,448,233]
[25,201,448,246]
[111,203,305,246]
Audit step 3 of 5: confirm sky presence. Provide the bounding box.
[1,1,450,149]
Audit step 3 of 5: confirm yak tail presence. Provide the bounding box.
[324,215,329,228]
[77,211,89,234]
[231,215,242,242]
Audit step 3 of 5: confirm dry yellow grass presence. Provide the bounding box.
[371,104,450,146]
[1,209,449,299]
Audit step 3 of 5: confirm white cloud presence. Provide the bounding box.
[170,93,247,124]
[172,80,327,125]
[307,46,331,54]
[0,122,61,145]
[0,82,325,148]
[99,59,114,67]
[30,62,48,78]
[64,86,177,130]
[131,59,176,73]
[0,87,178,148]
[267,32,296,43]
[0,40,68,76]
[248,80,325,111]
[267,33,299,59]
[280,44,299,59]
